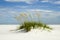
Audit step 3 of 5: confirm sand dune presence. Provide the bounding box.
[0,25,60,40]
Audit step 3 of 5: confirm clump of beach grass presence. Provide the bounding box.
[16,21,52,32]
[14,12,52,32]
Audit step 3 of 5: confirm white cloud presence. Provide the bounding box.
[0,7,20,17]
[15,6,28,8]
[0,7,60,19]
[41,12,60,18]
[40,0,60,5]
[5,0,60,4]
[53,1,60,4]
[26,9,60,18]
[5,0,38,4]
[41,0,49,2]
[28,9,53,12]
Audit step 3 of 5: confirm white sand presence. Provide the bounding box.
[0,25,60,40]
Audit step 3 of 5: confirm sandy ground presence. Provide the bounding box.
[0,25,60,40]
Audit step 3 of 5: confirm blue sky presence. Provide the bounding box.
[0,0,60,24]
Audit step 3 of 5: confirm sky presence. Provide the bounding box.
[0,0,60,24]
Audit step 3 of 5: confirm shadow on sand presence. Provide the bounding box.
[10,29,28,33]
